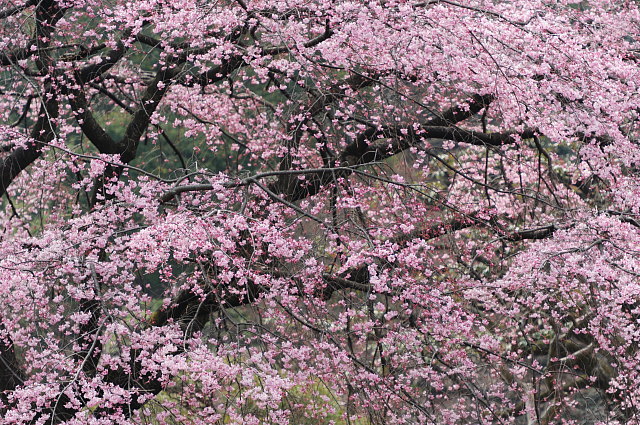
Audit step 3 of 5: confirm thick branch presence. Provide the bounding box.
[0,320,24,413]
[76,31,132,84]
[341,125,537,166]
[119,67,176,162]
[180,55,246,87]
[282,102,530,201]
[263,22,334,55]
[0,0,63,197]
[0,0,34,19]
[65,84,119,154]
[0,41,37,67]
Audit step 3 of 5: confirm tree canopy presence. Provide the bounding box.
[1,0,640,424]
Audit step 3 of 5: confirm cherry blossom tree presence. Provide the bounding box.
[1,0,640,423]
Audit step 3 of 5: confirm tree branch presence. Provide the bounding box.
[0,0,35,19]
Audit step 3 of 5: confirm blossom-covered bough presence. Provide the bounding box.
[1,0,640,423]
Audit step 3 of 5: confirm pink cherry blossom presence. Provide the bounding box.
[2,0,640,424]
